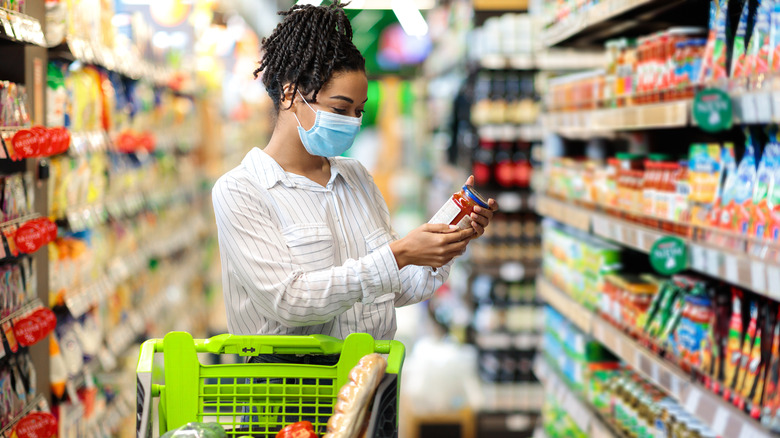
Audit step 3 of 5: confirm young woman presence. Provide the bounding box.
[212,1,497,346]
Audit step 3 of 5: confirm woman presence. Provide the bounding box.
[212,1,497,346]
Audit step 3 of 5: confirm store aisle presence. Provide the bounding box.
[5,0,780,437]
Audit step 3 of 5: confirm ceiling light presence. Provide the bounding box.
[345,0,435,9]
[391,0,428,37]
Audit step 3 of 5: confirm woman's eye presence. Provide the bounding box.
[356,109,365,117]
[332,108,347,114]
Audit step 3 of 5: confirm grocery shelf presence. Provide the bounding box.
[475,331,541,351]
[0,297,42,326]
[479,50,605,71]
[542,100,691,137]
[537,276,773,438]
[467,380,545,414]
[533,355,623,438]
[0,394,47,436]
[0,8,45,46]
[536,195,780,299]
[542,0,692,48]
[48,37,175,84]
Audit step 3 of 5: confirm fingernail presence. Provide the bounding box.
[449,225,458,230]
[474,206,481,212]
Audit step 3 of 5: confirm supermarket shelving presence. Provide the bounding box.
[0,394,47,436]
[536,276,773,438]
[537,194,780,299]
[479,50,606,71]
[541,0,695,48]
[542,100,691,136]
[543,86,780,137]
[48,37,176,84]
[533,354,624,438]
[0,7,45,46]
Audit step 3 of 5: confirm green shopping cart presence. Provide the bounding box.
[136,332,405,438]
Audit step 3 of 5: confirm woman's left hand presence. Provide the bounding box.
[465,175,498,239]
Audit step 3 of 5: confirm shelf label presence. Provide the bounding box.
[691,245,706,271]
[0,15,13,38]
[750,261,767,293]
[724,254,739,284]
[712,406,729,435]
[650,236,688,275]
[705,248,721,277]
[755,92,773,123]
[768,266,780,300]
[693,88,734,132]
[684,387,702,413]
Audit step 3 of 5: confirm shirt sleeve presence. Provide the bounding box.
[361,167,453,308]
[212,175,402,328]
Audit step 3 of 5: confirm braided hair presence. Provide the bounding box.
[255,1,366,112]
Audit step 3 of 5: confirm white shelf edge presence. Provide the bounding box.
[533,355,620,437]
[541,0,663,47]
[536,195,780,299]
[537,275,775,438]
[542,100,691,135]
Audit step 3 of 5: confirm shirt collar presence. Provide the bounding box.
[245,148,356,191]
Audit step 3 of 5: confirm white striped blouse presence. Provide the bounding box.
[212,148,451,340]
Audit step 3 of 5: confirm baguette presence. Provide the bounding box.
[323,353,387,438]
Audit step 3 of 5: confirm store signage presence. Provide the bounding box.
[14,412,57,438]
[650,236,688,275]
[693,88,733,132]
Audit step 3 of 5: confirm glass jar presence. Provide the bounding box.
[429,185,490,229]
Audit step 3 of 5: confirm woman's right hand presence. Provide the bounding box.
[390,224,475,269]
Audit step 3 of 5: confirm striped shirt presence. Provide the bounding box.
[212,148,450,340]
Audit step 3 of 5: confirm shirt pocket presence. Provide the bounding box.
[281,223,335,272]
[364,228,394,253]
[361,293,396,339]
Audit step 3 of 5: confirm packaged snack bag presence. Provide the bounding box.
[724,289,746,399]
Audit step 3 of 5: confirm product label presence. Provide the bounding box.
[429,198,471,229]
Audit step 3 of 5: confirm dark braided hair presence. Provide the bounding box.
[255,1,366,113]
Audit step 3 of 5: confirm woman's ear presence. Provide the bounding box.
[280,84,296,107]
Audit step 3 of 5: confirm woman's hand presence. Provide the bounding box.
[390,224,475,269]
[465,175,498,238]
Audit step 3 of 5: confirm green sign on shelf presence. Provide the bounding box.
[650,236,688,275]
[693,88,733,132]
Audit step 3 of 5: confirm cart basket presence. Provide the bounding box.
[136,332,405,438]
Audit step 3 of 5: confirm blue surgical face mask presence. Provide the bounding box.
[294,91,362,157]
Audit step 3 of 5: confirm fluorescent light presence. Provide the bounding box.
[296,0,323,5]
[391,0,428,37]
[345,0,435,9]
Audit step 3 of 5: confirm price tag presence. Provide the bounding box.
[773,90,780,121]
[706,248,720,277]
[724,254,739,284]
[738,424,762,438]
[613,224,624,242]
[636,231,646,251]
[0,14,13,38]
[712,406,729,434]
[768,266,780,300]
[691,245,706,271]
[741,94,758,123]
[755,92,774,123]
[684,387,702,413]
[750,261,767,294]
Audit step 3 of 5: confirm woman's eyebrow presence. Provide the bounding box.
[329,95,369,104]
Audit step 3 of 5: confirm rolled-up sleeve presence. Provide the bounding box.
[212,175,402,327]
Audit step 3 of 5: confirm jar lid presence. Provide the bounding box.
[463,185,489,209]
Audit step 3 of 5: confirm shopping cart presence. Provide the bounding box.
[136,332,405,438]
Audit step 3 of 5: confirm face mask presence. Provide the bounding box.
[294,91,362,157]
